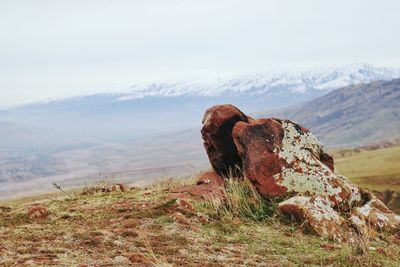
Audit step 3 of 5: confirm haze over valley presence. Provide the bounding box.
[1,63,400,199]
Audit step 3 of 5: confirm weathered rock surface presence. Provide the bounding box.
[169,171,225,201]
[233,118,363,208]
[201,104,251,176]
[279,195,353,242]
[28,204,49,220]
[351,197,400,232]
[200,104,400,241]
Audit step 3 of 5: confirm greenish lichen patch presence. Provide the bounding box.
[279,195,350,242]
[274,121,361,205]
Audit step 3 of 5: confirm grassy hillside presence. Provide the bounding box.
[1,146,399,266]
[332,146,400,213]
[333,146,400,192]
[1,179,399,266]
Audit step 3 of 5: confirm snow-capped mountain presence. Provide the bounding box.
[1,63,399,197]
[117,63,400,99]
[1,63,399,150]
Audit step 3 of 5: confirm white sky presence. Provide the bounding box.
[1,0,400,107]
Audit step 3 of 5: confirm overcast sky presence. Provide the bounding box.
[1,0,400,107]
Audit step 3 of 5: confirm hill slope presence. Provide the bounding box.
[1,179,399,266]
[261,79,400,146]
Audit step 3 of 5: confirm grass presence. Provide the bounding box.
[332,146,400,213]
[1,179,399,266]
[205,176,279,221]
[0,146,399,266]
[332,146,400,192]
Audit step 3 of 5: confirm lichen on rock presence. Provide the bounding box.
[275,120,362,206]
[353,197,400,231]
[278,195,353,242]
[200,104,400,242]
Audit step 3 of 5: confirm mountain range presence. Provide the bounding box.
[1,63,399,149]
[0,63,399,199]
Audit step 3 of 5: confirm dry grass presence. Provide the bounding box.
[332,146,400,213]
[1,179,399,266]
[332,146,400,192]
[205,176,278,221]
[1,146,399,266]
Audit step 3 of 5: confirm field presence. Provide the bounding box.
[332,146,400,213]
[0,146,399,266]
[333,146,400,192]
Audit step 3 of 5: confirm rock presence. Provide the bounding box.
[110,183,126,192]
[197,213,210,224]
[176,199,195,213]
[232,118,286,198]
[199,104,400,241]
[128,253,150,264]
[113,256,130,265]
[232,118,362,207]
[113,240,124,246]
[352,197,400,232]
[169,171,225,201]
[28,204,49,220]
[81,183,126,195]
[201,104,252,176]
[197,171,224,187]
[279,196,353,242]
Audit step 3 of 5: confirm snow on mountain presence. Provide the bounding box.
[1,63,399,150]
[14,63,400,107]
[1,63,399,192]
[118,63,400,100]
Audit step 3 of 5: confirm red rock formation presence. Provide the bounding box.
[279,195,353,242]
[201,104,251,176]
[200,104,400,241]
[28,204,49,220]
[351,197,400,232]
[232,118,287,198]
[232,117,361,206]
[196,171,224,187]
[169,171,225,201]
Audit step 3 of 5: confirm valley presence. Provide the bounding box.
[0,65,399,201]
